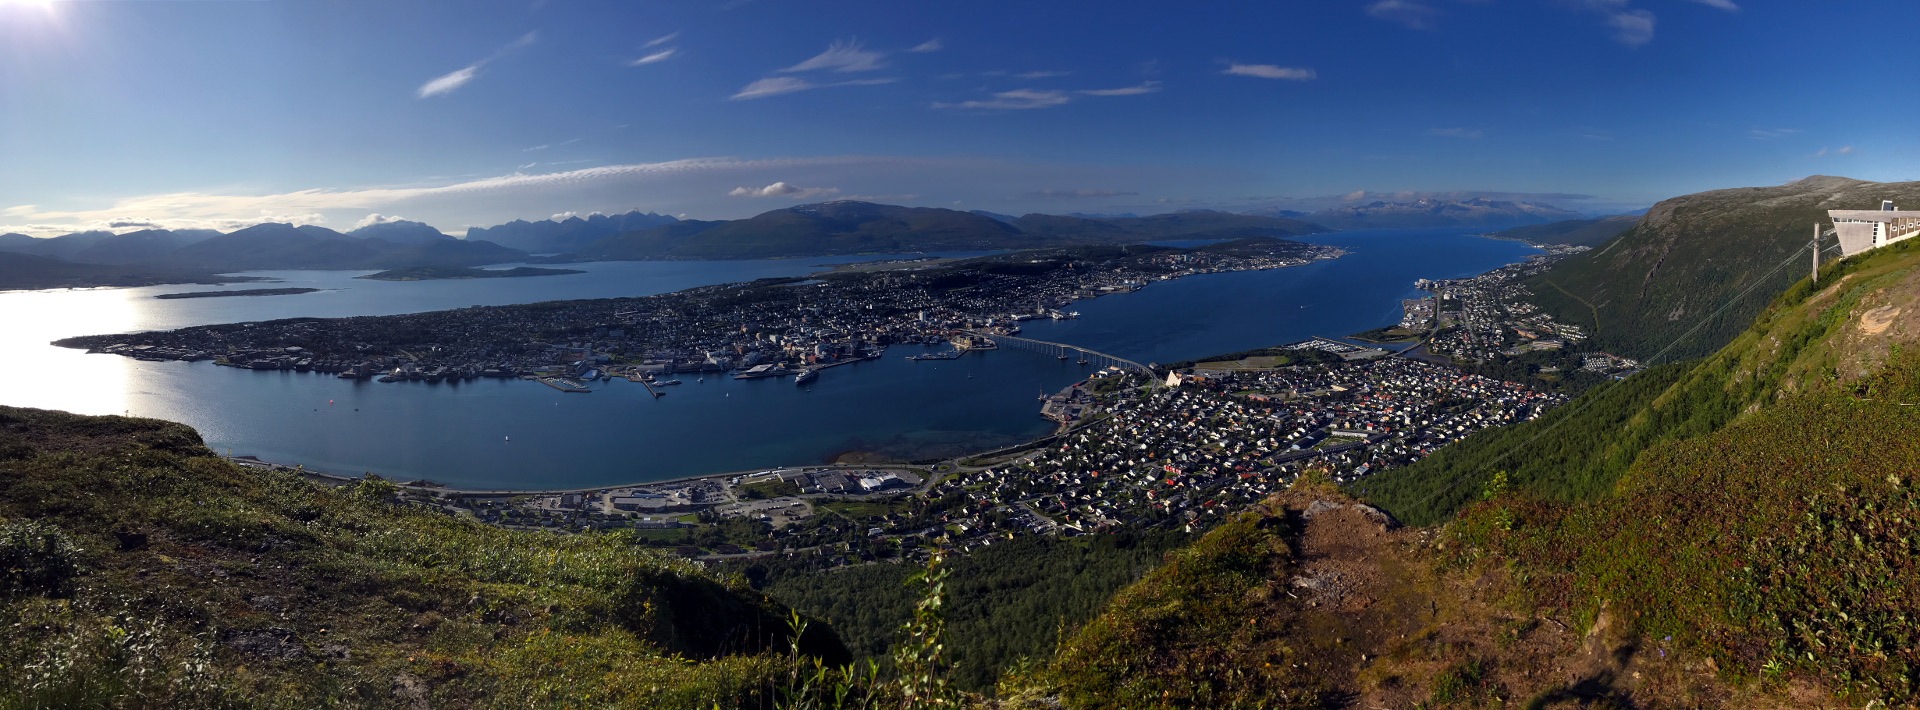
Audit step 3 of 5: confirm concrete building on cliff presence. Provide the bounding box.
[1831,201,1920,257]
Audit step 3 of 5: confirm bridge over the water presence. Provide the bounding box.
[963,330,1160,388]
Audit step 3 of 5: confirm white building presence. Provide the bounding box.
[1830,201,1920,257]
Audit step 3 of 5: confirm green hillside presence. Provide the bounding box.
[1523,175,1920,361]
[1484,214,1638,247]
[0,406,844,708]
[1363,231,1920,526]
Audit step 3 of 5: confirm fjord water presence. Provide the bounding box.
[0,230,1535,489]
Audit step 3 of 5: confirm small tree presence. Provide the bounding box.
[893,550,957,709]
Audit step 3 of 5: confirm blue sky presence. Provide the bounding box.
[2,0,1916,236]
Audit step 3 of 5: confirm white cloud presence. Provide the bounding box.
[1607,10,1655,46]
[782,38,886,73]
[1429,127,1484,139]
[1080,81,1161,97]
[1748,128,1801,140]
[730,76,895,100]
[1017,70,1071,79]
[732,77,816,99]
[1689,0,1738,11]
[908,38,943,53]
[418,65,481,98]
[417,32,537,98]
[1839,145,1855,154]
[1223,64,1316,81]
[518,162,538,169]
[352,213,410,229]
[629,48,677,66]
[1366,0,1440,30]
[644,31,680,48]
[729,182,841,199]
[2,205,32,217]
[934,89,1071,110]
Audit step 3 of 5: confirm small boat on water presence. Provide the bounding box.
[653,378,683,386]
[794,369,818,385]
[1056,354,1069,360]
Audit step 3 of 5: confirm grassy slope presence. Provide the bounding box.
[0,406,843,708]
[1018,226,1920,709]
[1363,233,1920,526]
[1523,175,1920,362]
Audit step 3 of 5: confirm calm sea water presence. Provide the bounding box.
[0,231,1535,489]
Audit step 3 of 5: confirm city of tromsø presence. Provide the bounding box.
[56,229,1622,569]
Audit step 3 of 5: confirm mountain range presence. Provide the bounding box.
[464,210,680,253]
[1272,196,1585,230]
[551,202,1330,261]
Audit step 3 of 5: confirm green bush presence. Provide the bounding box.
[0,520,81,599]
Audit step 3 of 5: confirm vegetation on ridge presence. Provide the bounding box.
[0,406,845,708]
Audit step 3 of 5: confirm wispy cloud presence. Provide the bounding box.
[629,48,677,66]
[417,32,537,98]
[1079,81,1161,97]
[782,38,887,73]
[1366,0,1440,30]
[730,76,895,100]
[1689,0,1738,11]
[523,138,580,152]
[1429,127,1484,139]
[1606,9,1655,46]
[1222,64,1316,81]
[907,38,943,53]
[1749,128,1801,140]
[1017,70,1071,80]
[0,157,900,236]
[644,31,680,48]
[934,89,1071,110]
[729,182,841,199]
[1029,189,1139,199]
[1814,146,1854,157]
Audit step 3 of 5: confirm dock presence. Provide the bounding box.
[538,377,591,393]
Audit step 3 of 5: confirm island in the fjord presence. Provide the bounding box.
[153,287,322,299]
[56,238,1339,382]
[357,265,587,281]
